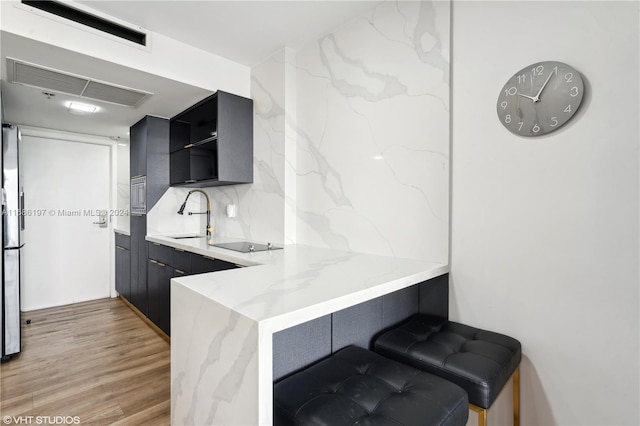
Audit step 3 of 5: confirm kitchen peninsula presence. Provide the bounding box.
[149,234,448,425]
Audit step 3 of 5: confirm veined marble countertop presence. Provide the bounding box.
[148,234,448,333]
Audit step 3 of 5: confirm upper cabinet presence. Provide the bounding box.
[130,116,170,211]
[170,91,253,188]
[130,117,147,178]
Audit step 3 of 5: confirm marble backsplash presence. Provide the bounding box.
[202,49,291,245]
[147,187,202,236]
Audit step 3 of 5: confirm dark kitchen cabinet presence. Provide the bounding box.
[130,116,170,212]
[129,115,169,318]
[172,248,191,274]
[170,91,253,188]
[148,242,173,265]
[148,259,172,336]
[147,243,189,336]
[130,118,147,178]
[191,254,237,274]
[145,241,240,336]
[115,233,131,301]
[130,215,148,316]
[147,242,239,275]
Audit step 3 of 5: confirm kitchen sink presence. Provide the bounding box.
[169,235,205,240]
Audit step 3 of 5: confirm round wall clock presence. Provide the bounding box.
[496,61,584,137]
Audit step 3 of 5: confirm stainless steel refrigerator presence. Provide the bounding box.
[1,124,23,361]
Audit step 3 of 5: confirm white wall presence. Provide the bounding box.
[450,1,639,425]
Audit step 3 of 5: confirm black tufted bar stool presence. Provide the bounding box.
[374,315,521,426]
[274,346,469,426]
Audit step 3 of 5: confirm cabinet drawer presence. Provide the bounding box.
[191,254,237,274]
[115,232,131,249]
[172,248,191,273]
[148,242,173,265]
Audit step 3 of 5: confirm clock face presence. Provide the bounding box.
[497,61,584,137]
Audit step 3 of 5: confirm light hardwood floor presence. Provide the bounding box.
[0,298,170,425]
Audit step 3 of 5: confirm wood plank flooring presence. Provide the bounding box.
[0,298,170,425]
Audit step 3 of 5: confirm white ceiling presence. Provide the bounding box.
[1,1,380,139]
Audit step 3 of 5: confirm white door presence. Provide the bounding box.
[21,135,111,311]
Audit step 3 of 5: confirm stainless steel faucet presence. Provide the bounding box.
[177,189,214,245]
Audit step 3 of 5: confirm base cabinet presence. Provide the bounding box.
[146,242,239,336]
[148,259,172,336]
[115,232,131,301]
[130,215,148,315]
[115,245,131,300]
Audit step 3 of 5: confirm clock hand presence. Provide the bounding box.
[518,93,537,102]
[533,69,556,101]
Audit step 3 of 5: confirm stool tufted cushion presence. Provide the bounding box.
[374,315,521,409]
[274,346,469,426]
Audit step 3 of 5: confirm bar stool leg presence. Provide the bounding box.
[513,367,520,426]
[469,404,487,426]
[469,366,520,426]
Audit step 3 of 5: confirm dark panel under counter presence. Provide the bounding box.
[148,241,173,265]
[272,314,332,381]
[272,277,444,381]
[115,232,131,249]
[130,215,148,316]
[191,254,238,274]
[172,248,191,273]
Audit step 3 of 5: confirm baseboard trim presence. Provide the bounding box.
[118,296,170,344]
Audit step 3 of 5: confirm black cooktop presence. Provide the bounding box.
[213,241,282,253]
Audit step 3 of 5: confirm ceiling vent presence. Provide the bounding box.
[21,0,147,46]
[7,58,153,108]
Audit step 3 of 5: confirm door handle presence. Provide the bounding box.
[19,190,25,230]
[93,210,108,228]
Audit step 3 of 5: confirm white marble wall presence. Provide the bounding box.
[294,0,450,262]
[161,0,450,262]
[171,282,260,426]
[202,50,292,245]
[147,187,202,236]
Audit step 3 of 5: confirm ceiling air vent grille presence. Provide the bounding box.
[7,58,153,108]
[14,60,88,95]
[21,0,147,46]
[82,81,149,108]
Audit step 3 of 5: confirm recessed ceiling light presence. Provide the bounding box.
[372,155,384,160]
[65,101,98,114]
